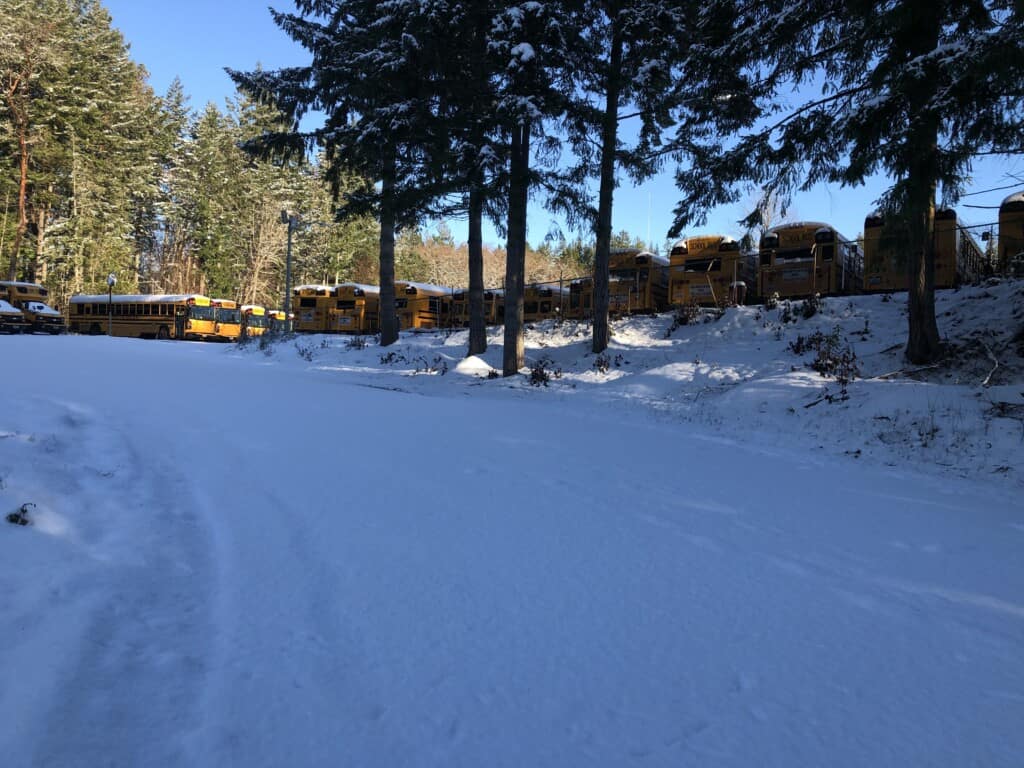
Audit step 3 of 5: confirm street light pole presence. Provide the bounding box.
[281,211,297,328]
[106,272,117,335]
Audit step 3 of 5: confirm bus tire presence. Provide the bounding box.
[157,326,170,340]
[89,323,102,335]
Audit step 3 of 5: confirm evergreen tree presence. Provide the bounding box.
[402,1,508,357]
[1,0,163,297]
[490,2,578,375]
[0,0,74,280]
[230,0,449,346]
[148,79,199,295]
[562,0,688,353]
[670,0,1024,363]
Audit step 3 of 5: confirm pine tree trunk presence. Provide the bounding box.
[904,5,942,364]
[592,13,623,355]
[905,167,940,364]
[467,181,486,356]
[379,149,399,347]
[7,125,30,280]
[31,203,47,283]
[502,121,530,376]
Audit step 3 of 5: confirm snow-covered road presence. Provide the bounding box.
[2,335,1022,766]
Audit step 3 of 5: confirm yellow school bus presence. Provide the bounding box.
[292,284,333,332]
[0,280,65,333]
[0,298,29,333]
[564,252,667,320]
[863,208,986,292]
[999,191,1024,276]
[523,283,570,322]
[395,281,450,330]
[241,305,268,337]
[328,283,380,333]
[211,298,242,342]
[68,294,217,339]
[668,235,750,307]
[445,288,504,327]
[607,249,670,314]
[757,222,863,300]
[267,309,288,333]
[565,278,593,320]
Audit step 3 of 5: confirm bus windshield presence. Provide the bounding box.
[216,308,241,324]
[190,305,215,321]
[248,314,269,328]
[611,268,647,282]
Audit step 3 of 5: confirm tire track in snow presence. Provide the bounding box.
[29,401,215,767]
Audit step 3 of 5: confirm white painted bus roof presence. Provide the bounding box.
[70,293,210,303]
[767,221,832,232]
[0,281,46,289]
[396,281,452,294]
[636,250,670,266]
[335,283,381,295]
[526,284,571,295]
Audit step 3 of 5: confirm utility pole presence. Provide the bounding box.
[281,211,298,329]
[106,272,117,335]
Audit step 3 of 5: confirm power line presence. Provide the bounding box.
[958,219,999,230]
[960,183,1023,197]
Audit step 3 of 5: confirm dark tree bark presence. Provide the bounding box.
[379,149,399,346]
[8,125,30,280]
[903,4,942,364]
[904,133,941,364]
[592,12,623,354]
[467,181,486,356]
[502,121,530,376]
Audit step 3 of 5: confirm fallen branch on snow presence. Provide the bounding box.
[980,342,999,388]
[872,364,940,380]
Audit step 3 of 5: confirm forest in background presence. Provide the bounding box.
[0,0,627,309]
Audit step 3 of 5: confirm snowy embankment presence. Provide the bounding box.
[1,280,1022,767]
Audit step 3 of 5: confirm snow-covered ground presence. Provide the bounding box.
[2,280,1022,766]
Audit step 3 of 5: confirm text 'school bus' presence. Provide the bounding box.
[241,305,268,337]
[608,249,670,314]
[0,299,29,333]
[395,282,450,330]
[757,222,863,300]
[292,285,333,332]
[68,294,217,340]
[328,283,380,334]
[445,289,504,327]
[668,235,751,307]
[523,284,570,323]
[0,280,65,333]
[211,298,242,342]
[999,191,1024,276]
[863,208,986,292]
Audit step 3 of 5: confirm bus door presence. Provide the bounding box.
[175,307,186,338]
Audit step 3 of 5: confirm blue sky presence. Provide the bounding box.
[104,0,1022,251]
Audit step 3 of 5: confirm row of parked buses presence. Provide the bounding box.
[286,203,1010,336]
[5,193,1023,340]
[289,256,676,335]
[63,294,287,340]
